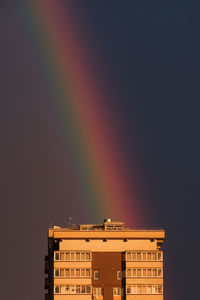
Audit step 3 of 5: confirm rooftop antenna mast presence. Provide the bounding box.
[68,217,72,229]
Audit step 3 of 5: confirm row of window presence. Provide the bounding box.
[54,251,91,261]
[54,268,91,277]
[126,268,163,277]
[54,251,162,261]
[54,269,122,280]
[54,286,122,296]
[54,285,163,295]
[126,285,163,294]
[126,251,163,261]
[54,285,91,294]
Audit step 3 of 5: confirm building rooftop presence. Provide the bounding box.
[48,219,165,242]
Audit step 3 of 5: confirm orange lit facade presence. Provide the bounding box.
[45,219,165,300]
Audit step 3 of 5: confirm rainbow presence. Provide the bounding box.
[22,0,143,227]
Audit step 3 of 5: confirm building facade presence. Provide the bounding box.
[45,219,165,300]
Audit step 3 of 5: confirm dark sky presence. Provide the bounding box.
[1,1,200,299]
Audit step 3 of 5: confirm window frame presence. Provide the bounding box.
[94,270,100,280]
[117,271,122,280]
[93,287,103,296]
[113,287,122,296]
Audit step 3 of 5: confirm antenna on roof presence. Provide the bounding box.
[68,217,72,229]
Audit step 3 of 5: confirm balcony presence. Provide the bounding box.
[44,255,49,274]
[44,277,49,290]
[44,261,49,274]
[45,294,49,300]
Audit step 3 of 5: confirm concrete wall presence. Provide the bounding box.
[60,239,159,252]
[54,262,92,268]
[54,278,91,285]
[92,252,122,300]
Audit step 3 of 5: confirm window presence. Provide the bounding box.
[65,286,70,294]
[94,271,100,279]
[132,285,137,294]
[113,288,122,296]
[147,269,151,277]
[81,252,85,260]
[152,252,156,260]
[127,252,131,260]
[117,271,122,280]
[55,253,60,260]
[70,286,76,294]
[86,285,91,293]
[142,286,146,294]
[55,252,59,260]
[60,286,65,294]
[60,252,65,260]
[126,286,131,294]
[132,252,136,260]
[93,288,103,296]
[127,269,131,276]
[142,252,146,260]
[153,269,157,276]
[133,269,136,277]
[147,252,151,260]
[55,269,59,277]
[152,285,157,294]
[86,252,91,260]
[147,285,152,294]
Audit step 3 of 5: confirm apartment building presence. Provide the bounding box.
[45,219,165,300]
